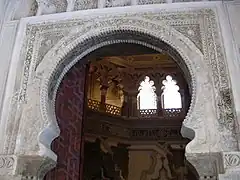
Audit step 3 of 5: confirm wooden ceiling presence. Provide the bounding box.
[103,53,178,69]
[88,43,179,71]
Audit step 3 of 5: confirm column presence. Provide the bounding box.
[128,91,138,117]
[121,91,129,117]
[156,87,163,117]
[121,90,138,117]
[100,85,108,111]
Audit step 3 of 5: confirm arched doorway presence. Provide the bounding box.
[44,42,197,180]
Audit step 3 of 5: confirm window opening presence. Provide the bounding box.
[137,76,157,110]
[161,75,182,109]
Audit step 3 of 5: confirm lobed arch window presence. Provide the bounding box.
[161,75,182,109]
[137,76,157,110]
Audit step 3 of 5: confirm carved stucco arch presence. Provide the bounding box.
[16,17,226,178]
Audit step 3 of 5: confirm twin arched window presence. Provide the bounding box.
[137,75,182,110]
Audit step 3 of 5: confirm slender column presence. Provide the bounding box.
[129,91,138,117]
[100,85,108,111]
[121,91,129,117]
[156,87,163,117]
[179,89,185,115]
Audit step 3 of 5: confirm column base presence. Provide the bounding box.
[0,154,56,180]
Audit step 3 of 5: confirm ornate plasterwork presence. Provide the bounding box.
[0,156,15,172]
[105,0,131,7]
[2,7,237,178]
[223,152,240,169]
[74,0,98,10]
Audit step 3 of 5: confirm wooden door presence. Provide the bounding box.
[44,63,88,180]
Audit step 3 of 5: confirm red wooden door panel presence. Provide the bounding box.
[45,63,87,180]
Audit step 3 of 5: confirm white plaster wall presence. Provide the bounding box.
[0,21,19,153]
[221,2,240,147]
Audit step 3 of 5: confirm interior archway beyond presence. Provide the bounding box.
[44,42,197,180]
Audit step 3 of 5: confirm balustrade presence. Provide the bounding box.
[138,109,158,118]
[87,99,185,119]
[163,108,183,117]
[88,99,121,116]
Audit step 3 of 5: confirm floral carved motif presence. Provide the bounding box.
[224,153,240,168]
[0,156,15,169]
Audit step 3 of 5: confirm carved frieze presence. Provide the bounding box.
[85,111,185,141]
[131,128,182,140]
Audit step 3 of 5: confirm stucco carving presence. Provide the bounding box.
[2,6,237,178]
[0,156,15,170]
[74,0,98,10]
[36,0,57,15]
[105,0,131,7]
[223,152,240,170]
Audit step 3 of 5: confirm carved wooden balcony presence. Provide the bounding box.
[87,99,185,119]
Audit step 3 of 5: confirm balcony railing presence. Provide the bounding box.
[88,99,121,116]
[87,99,184,118]
[139,109,157,118]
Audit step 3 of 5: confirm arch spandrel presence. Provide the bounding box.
[11,15,236,178]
